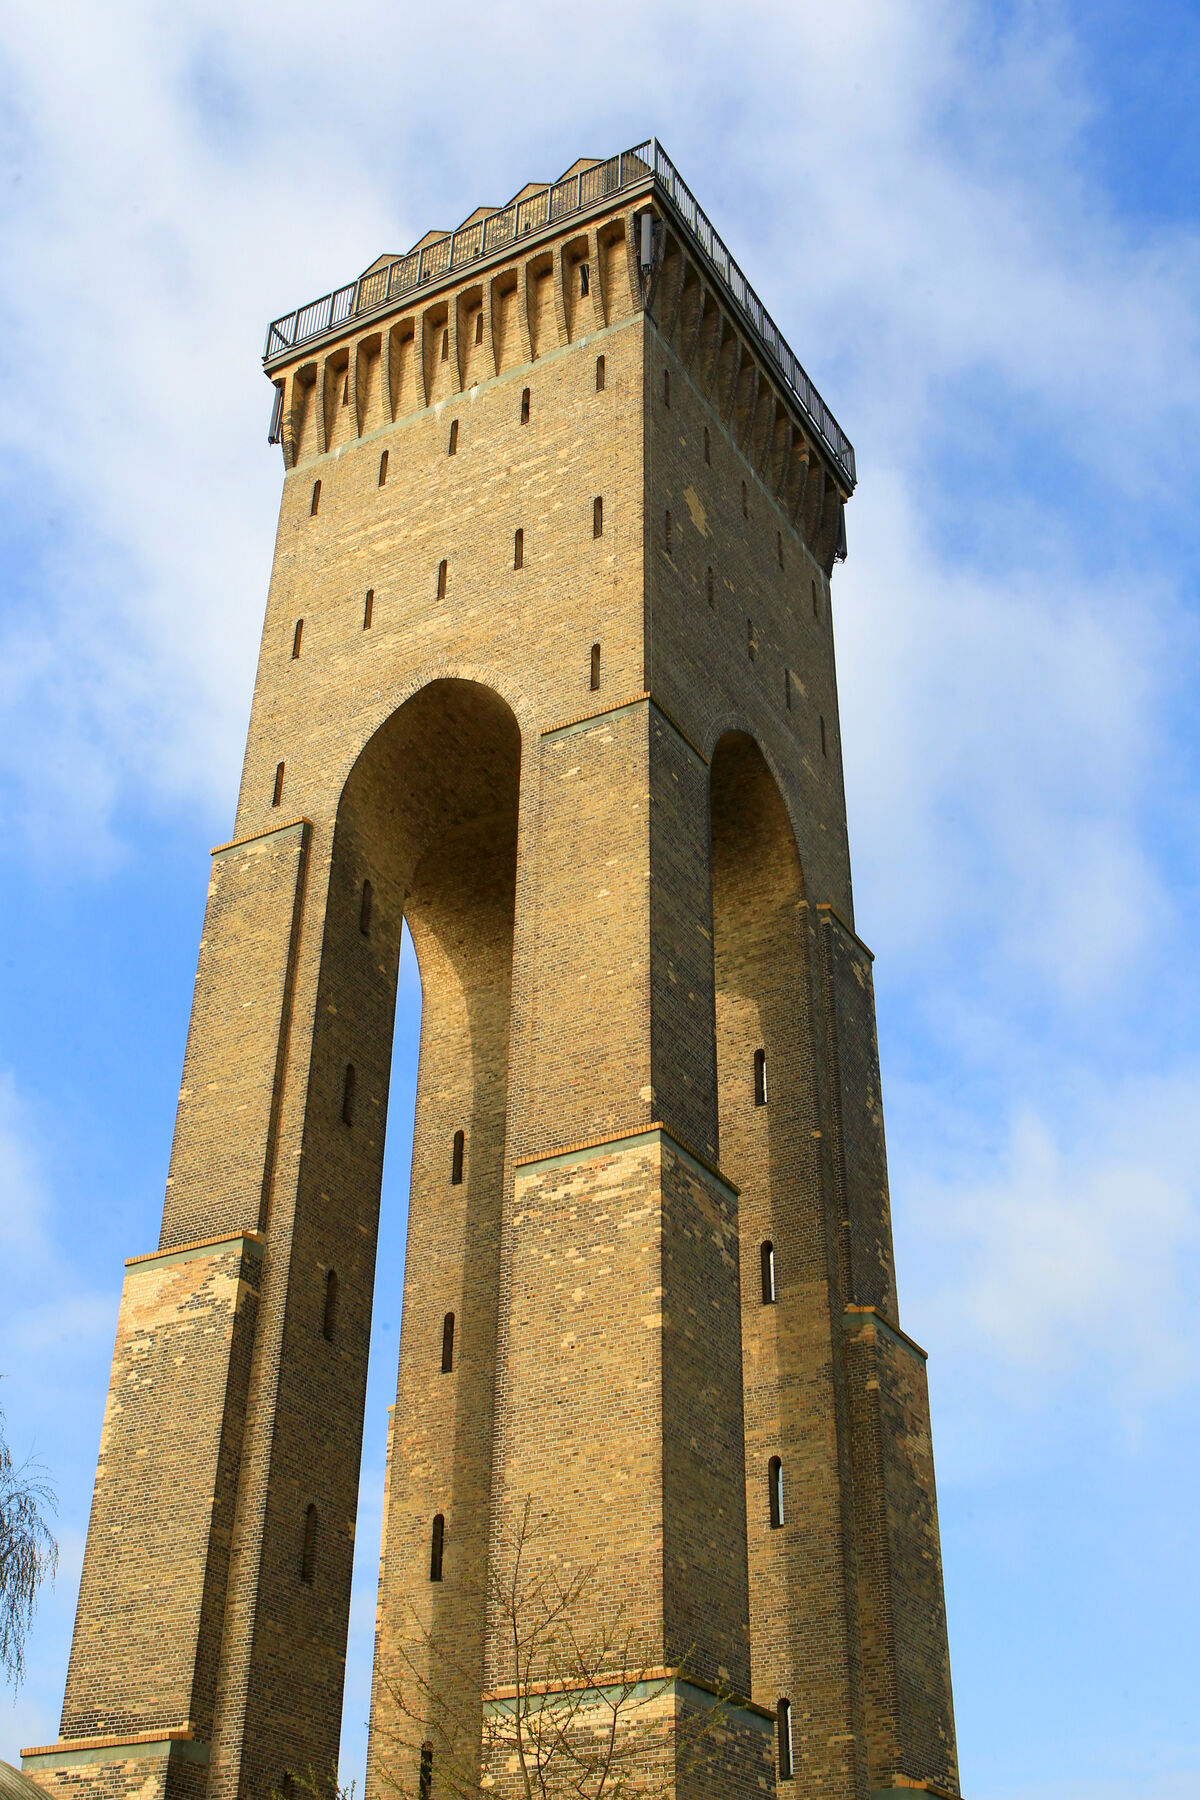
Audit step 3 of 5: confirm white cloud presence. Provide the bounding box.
[901,1069,1200,1408]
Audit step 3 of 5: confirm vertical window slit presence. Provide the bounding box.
[741,480,748,520]
[451,1130,464,1185]
[301,1504,318,1583]
[761,1242,776,1305]
[272,762,285,808]
[378,449,388,486]
[595,354,606,392]
[363,588,374,629]
[440,328,449,362]
[590,643,601,691]
[777,530,784,568]
[754,1048,767,1106]
[323,1269,338,1342]
[513,528,524,570]
[441,1312,455,1373]
[785,669,792,710]
[593,496,603,538]
[665,509,672,555]
[579,262,590,296]
[820,715,827,757]
[310,480,321,516]
[419,1745,433,1800]
[663,367,670,407]
[448,419,458,455]
[341,376,349,405]
[430,1515,444,1581]
[777,1699,793,1780]
[436,559,448,599]
[520,387,530,424]
[704,426,711,465]
[291,619,303,660]
[769,1456,784,1529]
[341,1063,356,1127]
[706,565,714,607]
[811,579,818,617]
[475,311,484,345]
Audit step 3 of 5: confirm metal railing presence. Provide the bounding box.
[264,138,854,490]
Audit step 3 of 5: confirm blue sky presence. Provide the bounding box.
[2,3,1199,1796]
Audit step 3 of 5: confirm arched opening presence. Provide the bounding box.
[709,729,812,1740]
[317,678,522,1795]
[777,1698,793,1779]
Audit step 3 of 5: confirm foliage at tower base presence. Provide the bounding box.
[369,1500,736,1800]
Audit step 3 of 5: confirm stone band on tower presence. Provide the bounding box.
[22,141,959,1800]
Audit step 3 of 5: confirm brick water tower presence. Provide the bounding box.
[19,141,959,1800]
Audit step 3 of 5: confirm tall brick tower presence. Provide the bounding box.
[21,143,959,1800]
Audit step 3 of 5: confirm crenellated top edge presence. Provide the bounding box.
[263,138,856,492]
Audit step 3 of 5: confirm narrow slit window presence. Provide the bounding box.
[754,1048,768,1105]
[663,367,670,407]
[282,1777,295,1800]
[301,1504,318,1583]
[579,262,590,296]
[378,449,388,486]
[440,328,449,362]
[341,1063,355,1127]
[785,669,793,710]
[441,1312,455,1373]
[419,1745,433,1800]
[741,480,748,520]
[761,1241,776,1305]
[520,386,530,424]
[436,559,448,599]
[323,1269,338,1342]
[430,1514,444,1581]
[272,762,285,808]
[820,715,828,757]
[593,495,603,538]
[475,310,484,345]
[341,376,349,405]
[596,354,605,391]
[706,565,714,607]
[359,879,373,936]
[665,509,672,555]
[310,480,321,516]
[777,530,784,569]
[769,1456,784,1529]
[590,643,601,691]
[777,1699,793,1780]
[363,587,374,629]
[704,426,711,465]
[811,578,818,617]
[448,419,458,455]
[513,528,524,570]
[291,619,303,659]
[451,1130,464,1185]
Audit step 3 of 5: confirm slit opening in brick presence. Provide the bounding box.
[593,495,603,538]
[378,449,389,486]
[761,1241,776,1305]
[754,1048,767,1105]
[310,479,321,516]
[436,559,448,599]
[590,643,601,691]
[430,1515,444,1581]
[448,419,458,455]
[520,386,530,424]
[595,354,605,391]
[769,1456,784,1528]
[451,1129,464,1184]
[272,761,285,807]
[363,588,374,629]
[513,528,524,570]
[441,1312,455,1373]
[291,619,303,660]
[777,1699,793,1780]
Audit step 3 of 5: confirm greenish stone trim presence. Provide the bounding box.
[23,1741,209,1772]
[126,1231,266,1275]
[483,1677,771,1731]
[211,816,310,860]
[542,695,649,743]
[843,1306,928,1362]
[514,1125,737,1201]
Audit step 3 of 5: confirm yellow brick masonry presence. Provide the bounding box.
[25,164,960,1800]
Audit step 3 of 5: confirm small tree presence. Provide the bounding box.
[371,1498,731,1800]
[0,1378,58,1689]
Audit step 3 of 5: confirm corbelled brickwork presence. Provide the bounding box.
[25,150,959,1800]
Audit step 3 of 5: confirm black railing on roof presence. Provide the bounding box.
[263,138,855,490]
